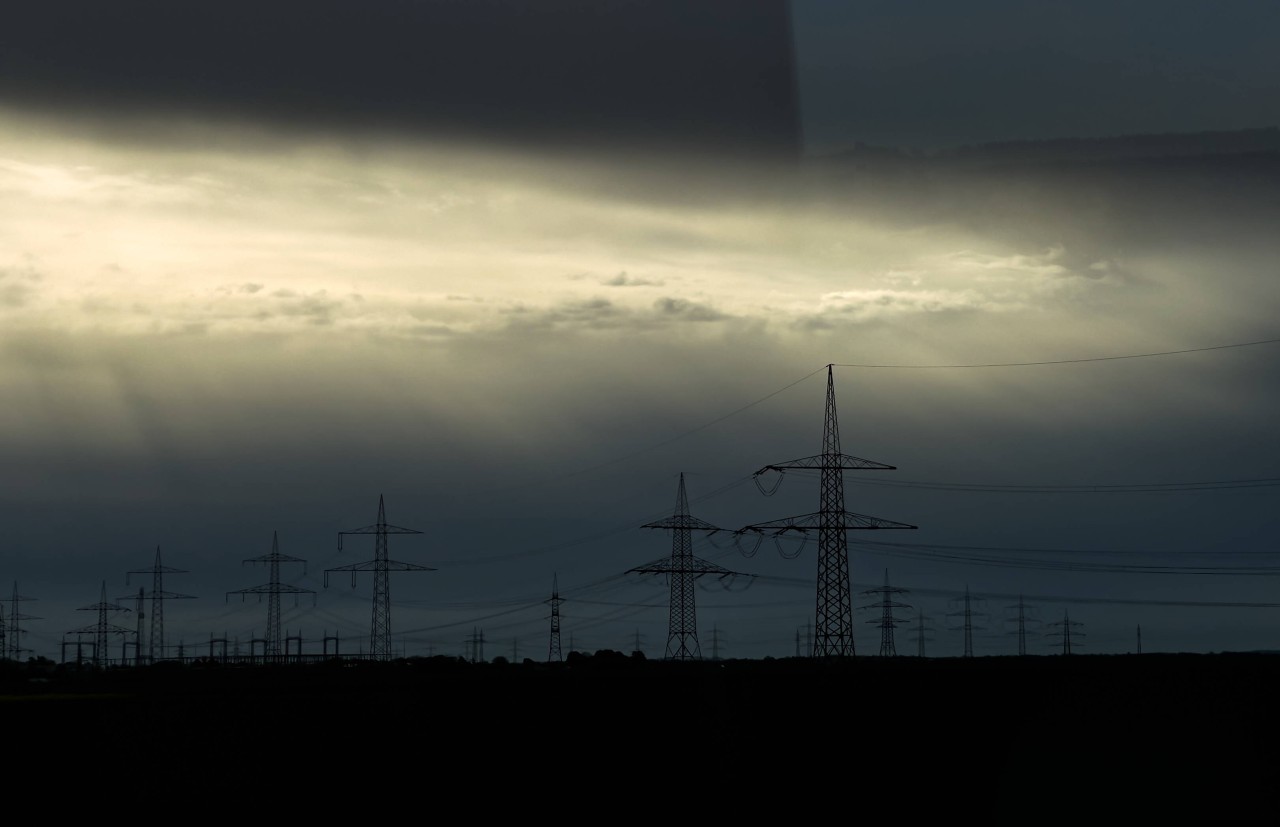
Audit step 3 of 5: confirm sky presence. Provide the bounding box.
[1,0,1278,663]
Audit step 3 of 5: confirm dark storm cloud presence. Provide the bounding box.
[0,0,801,161]
[794,0,1280,151]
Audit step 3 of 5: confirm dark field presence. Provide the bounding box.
[4,651,1276,812]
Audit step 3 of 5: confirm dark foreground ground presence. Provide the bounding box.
[4,651,1275,813]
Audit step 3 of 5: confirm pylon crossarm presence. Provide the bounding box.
[755,453,897,473]
[736,511,918,532]
[630,557,736,576]
[640,516,722,532]
[66,623,134,635]
[628,557,675,574]
[700,572,755,592]
[383,561,436,572]
[339,524,424,537]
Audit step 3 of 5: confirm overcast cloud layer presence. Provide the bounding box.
[2,2,1278,662]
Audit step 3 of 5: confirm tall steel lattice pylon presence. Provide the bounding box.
[5,582,40,661]
[1047,609,1085,655]
[1007,594,1034,656]
[946,585,985,658]
[228,531,315,661]
[68,581,133,667]
[126,546,194,662]
[325,495,435,661]
[630,473,752,661]
[735,365,917,657]
[546,573,565,663]
[860,568,910,657]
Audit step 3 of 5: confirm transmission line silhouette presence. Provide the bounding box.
[859,568,911,656]
[911,607,937,657]
[1005,594,1040,656]
[125,546,194,663]
[3,582,39,662]
[325,495,435,661]
[228,531,315,662]
[546,573,565,663]
[66,581,133,667]
[735,365,917,657]
[947,585,988,657]
[629,472,751,661]
[1047,609,1086,655]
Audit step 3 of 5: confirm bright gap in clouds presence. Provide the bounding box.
[1,110,1137,346]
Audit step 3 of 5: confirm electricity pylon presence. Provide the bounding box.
[126,547,194,662]
[629,472,751,661]
[547,573,565,663]
[1047,609,1086,655]
[4,582,40,661]
[1005,594,1039,656]
[735,365,917,657]
[912,607,936,657]
[859,568,911,656]
[325,495,435,661]
[946,585,988,657]
[228,531,315,661]
[68,581,133,667]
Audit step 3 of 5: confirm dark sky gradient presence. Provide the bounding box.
[1,1,1278,663]
[0,0,801,162]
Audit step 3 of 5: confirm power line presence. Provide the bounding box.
[844,476,1280,493]
[831,336,1280,368]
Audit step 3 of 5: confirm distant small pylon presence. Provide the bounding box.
[547,573,565,663]
[859,569,910,657]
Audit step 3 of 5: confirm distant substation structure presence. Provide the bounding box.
[629,472,752,661]
[228,531,315,662]
[734,365,918,657]
[325,495,435,661]
[65,581,134,667]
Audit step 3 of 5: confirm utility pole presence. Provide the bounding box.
[860,569,911,656]
[227,531,315,662]
[126,547,194,663]
[1136,624,1142,654]
[68,582,133,668]
[630,473,751,660]
[325,495,435,662]
[547,573,565,663]
[735,365,917,657]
